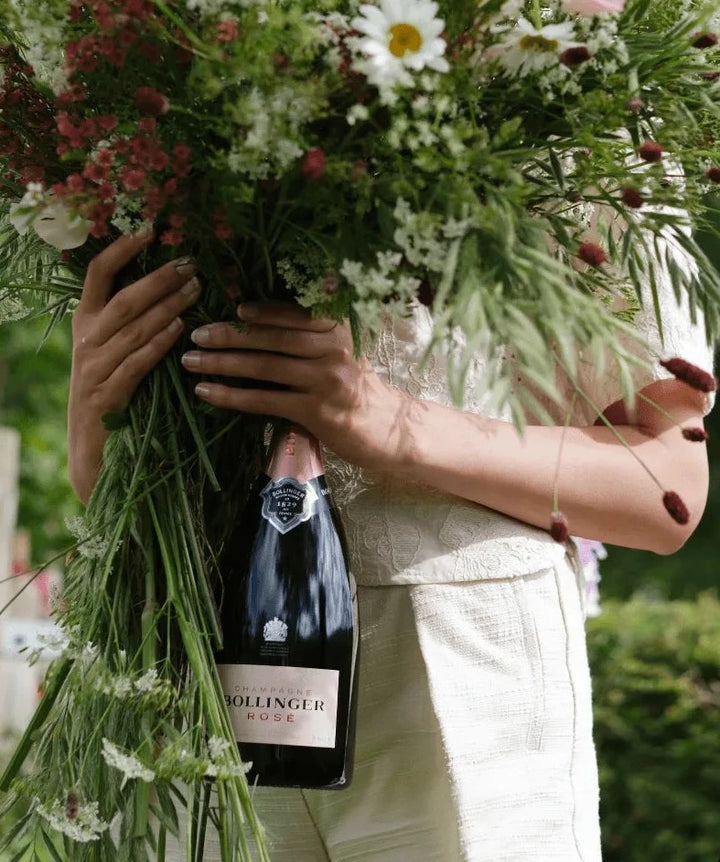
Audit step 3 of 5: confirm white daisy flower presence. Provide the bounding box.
[491,18,580,77]
[351,0,449,92]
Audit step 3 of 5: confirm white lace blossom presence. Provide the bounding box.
[37,797,110,843]
[101,739,156,785]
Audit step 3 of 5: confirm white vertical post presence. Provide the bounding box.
[0,428,44,736]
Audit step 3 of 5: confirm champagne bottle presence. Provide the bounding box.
[215,423,358,788]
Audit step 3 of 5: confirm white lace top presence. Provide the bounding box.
[325,246,715,587]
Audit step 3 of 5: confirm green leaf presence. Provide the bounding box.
[0,811,33,853]
[41,829,66,862]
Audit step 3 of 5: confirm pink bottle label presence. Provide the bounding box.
[218,663,340,749]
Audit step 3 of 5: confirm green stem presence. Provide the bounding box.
[530,0,542,29]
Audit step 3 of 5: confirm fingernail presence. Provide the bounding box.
[180,276,201,296]
[195,383,212,397]
[238,303,259,320]
[191,327,210,344]
[174,256,196,276]
[181,351,202,368]
[167,317,183,334]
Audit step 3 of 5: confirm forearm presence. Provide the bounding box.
[389,390,709,554]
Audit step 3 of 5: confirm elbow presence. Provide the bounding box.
[646,473,709,556]
[651,526,697,556]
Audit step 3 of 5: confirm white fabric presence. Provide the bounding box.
[174,564,600,862]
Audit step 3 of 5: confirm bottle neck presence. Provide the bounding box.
[266,424,324,483]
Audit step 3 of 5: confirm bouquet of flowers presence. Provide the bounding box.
[1,0,719,858]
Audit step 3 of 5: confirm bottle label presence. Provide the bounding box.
[218,663,339,749]
[259,477,318,534]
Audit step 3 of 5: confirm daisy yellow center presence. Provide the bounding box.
[389,23,423,58]
[518,34,559,53]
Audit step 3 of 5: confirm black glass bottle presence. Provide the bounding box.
[215,424,358,788]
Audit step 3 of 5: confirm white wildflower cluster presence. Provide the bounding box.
[101,739,155,787]
[573,15,629,80]
[110,194,150,237]
[7,0,68,93]
[226,86,316,179]
[26,625,69,665]
[65,515,113,560]
[387,92,470,167]
[36,797,110,843]
[308,11,354,70]
[95,666,174,708]
[346,103,370,126]
[29,622,99,665]
[153,736,251,783]
[0,293,30,325]
[340,250,421,330]
[393,199,470,272]
[277,259,308,294]
[202,735,253,780]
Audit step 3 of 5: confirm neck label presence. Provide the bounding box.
[260,477,318,534]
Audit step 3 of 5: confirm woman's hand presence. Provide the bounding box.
[181,302,410,472]
[69,232,201,502]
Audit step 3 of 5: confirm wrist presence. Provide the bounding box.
[68,418,108,504]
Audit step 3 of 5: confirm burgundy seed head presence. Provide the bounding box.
[660,357,717,393]
[682,427,709,442]
[621,187,645,209]
[663,491,690,526]
[692,32,719,49]
[639,141,664,163]
[322,271,339,295]
[705,166,720,183]
[626,95,644,114]
[550,511,569,543]
[578,241,608,267]
[560,46,591,67]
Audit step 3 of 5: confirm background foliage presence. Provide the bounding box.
[0,314,79,565]
[588,594,720,861]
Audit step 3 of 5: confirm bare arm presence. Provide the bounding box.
[182,303,709,555]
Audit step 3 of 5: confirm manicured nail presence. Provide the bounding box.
[181,351,201,368]
[195,383,212,397]
[167,317,183,334]
[174,256,196,276]
[180,276,201,296]
[238,303,259,320]
[191,327,210,344]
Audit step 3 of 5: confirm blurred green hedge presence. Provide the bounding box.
[588,594,720,861]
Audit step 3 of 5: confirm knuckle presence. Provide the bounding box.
[326,361,349,389]
[336,345,353,364]
[119,323,146,354]
[110,293,134,324]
